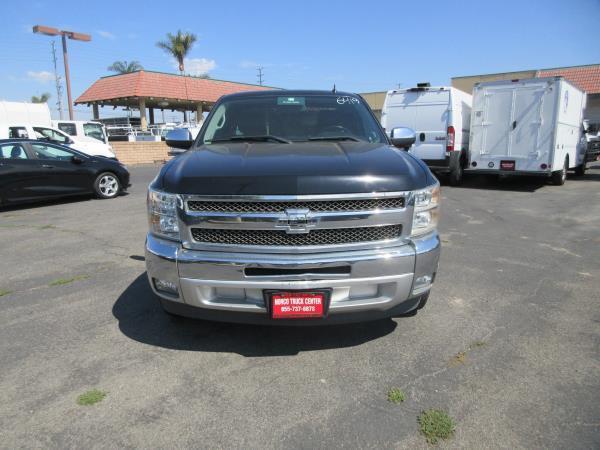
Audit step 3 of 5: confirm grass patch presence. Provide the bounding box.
[449,351,467,367]
[39,224,57,230]
[49,275,88,286]
[470,340,486,349]
[418,409,455,444]
[77,389,107,406]
[0,289,13,297]
[387,387,406,404]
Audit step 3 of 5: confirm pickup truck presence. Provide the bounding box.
[146,90,441,325]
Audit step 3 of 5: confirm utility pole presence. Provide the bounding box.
[257,66,264,86]
[33,25,91,120]
[51,41,64,119]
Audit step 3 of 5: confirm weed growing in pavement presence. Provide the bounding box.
[387,388,406,404]
[49,275,89,286]
[418,409,455,444]
[0,289,12,297]
[77,389,107,406]
[449,351,467,367]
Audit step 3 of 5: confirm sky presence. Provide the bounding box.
[0,0,599,120]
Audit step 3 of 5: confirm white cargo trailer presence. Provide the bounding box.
[381,85,472,185]
[467,77,587,184]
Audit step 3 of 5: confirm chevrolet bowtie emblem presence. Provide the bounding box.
[276,209,316,234]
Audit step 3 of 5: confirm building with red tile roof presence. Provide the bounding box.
[75,70,278,129]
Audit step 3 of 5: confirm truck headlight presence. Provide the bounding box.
[147,187,181,240]
[411,183,440,237]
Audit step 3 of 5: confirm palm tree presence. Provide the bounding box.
[31,93,51,103]
[156,30,197,74]
[107,60,143,74]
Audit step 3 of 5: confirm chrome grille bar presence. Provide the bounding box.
[191,225,403,247]
[187,198,405,213]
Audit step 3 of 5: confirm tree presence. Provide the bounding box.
[31,93,51,103]
[107,60,143,74]
[156,30,197,74]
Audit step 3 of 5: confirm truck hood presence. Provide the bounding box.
[157,141,435,195]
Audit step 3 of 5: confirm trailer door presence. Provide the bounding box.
[511,86,545,158]
[478,88,513,156]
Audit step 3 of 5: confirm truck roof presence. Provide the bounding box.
[386,86,451,95]
[474,76,581,92]
[220,89,359,100]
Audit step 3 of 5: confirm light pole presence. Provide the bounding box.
[33,25,91,120]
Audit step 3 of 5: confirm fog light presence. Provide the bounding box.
[412,274,434,295]
[153,278,178,295]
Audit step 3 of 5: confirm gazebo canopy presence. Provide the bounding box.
[75,70,278,128]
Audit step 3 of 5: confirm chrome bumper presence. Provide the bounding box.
[145,232,440,323]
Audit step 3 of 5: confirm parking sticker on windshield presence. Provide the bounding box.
[336,96,360,105]
[277,97,305,106]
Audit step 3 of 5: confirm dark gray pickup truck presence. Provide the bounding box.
[146,90,440,325]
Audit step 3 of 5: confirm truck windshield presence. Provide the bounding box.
[199,95,386,145]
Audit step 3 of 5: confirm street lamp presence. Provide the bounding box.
[33,25,91,120]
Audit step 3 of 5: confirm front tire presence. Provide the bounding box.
[551,157,568,186]
[94,172,121,199]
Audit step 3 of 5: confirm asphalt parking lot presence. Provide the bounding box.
[1,163,599,449]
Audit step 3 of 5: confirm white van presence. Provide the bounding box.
[468,77,587,184]
[381,85,472,185]
[0,124,117,159]
[0,101,116,159]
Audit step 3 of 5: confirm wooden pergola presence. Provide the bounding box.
[75,70,275,129]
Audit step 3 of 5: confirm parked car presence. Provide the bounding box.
[468,77,587,184]
[0,123,117,159]
[582,120,600,165]
[0,139,129,206]
[0,101,116,158]
[53,119,109,144]
[146,90,441,325]
[381,84,472,185]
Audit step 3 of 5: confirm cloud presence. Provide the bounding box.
[27,71,54,83]
[175,58,216,75]
[97,30,116,40]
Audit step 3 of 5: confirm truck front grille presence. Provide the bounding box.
[191,225,403,247]
[187,198,405,213]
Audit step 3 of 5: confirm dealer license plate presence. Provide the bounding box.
[269,291,326,319]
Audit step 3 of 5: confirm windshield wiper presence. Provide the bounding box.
[307,136,361,142]
[210,135,291,144]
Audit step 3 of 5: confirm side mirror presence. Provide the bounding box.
[71,155,84,164]
[390,127,416,150]
[166,128,193,150]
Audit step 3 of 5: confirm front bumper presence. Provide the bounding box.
[145,232,440,325]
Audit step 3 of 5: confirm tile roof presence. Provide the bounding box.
[536,65,600,94]
[75,71,275,104]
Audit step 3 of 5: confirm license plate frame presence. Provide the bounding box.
[264,289,332,320]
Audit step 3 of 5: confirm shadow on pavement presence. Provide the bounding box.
[0,192,129,212]
[450,173,548,192]
[113,273,397,357]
